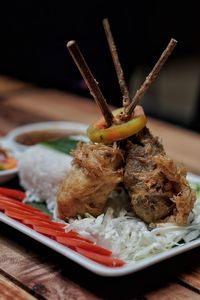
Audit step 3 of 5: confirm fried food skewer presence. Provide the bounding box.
[67,40,114,127]
[124,128,196,225]
[121,38,177,121]
[65,29,194,226]
[57,143,123,219]
[103,18,130,109]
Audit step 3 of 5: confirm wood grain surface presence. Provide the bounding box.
[0,224,101,300]
[178,267,200,292]
[1,88,103,124]
[1,87,200,174]
[0,274,36,300]
[0,76,31,95]
[1,77,200,299]
[2,223,200,300]
[145,283,200,300]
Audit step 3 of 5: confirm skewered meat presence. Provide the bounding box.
[124,127,196,225]
[57,143,123,219]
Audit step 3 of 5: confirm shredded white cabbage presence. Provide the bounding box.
[67,186,200,263]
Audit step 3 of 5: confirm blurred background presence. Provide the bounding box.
[0,1,199,131]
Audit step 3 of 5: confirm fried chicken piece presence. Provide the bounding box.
[124,127,196,225]
[57,143,123,219]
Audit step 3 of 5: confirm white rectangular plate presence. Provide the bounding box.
[0,173,200,277]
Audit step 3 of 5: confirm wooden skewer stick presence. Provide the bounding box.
[103,18,130,109]
[124,38,177,119]
[67,40,113,127]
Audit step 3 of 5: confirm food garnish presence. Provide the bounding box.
[42,137,81,154]
[76,248,124,267]
[0,188,123,267]
[0,187,25,200]
[87,106,146,144]
[0,148,17,171]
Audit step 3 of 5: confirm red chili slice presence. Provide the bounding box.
[56,236,112,256]
[32,225,66,236]
[4,207,50,221]
[56,232,93,243]
[0,188,25,201]
[4,209,44,221]
[22,218,66,229]
[32,225,92,243]
[76,247,125,267]
[0,188,123,267]
[0,198,50,218]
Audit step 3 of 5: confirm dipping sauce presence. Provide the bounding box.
[15,129,85,146]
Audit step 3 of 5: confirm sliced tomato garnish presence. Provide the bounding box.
[56,236,112,256]
[0,200,13,211]
[32,225,66,237]
[56,232,93,243]
[22,218,66,229]
[76,247,124,267]
[4,209,44,221]
[4,207,50,220]
[0,198,50,218]
[0,188,25,201]
[32,225,91,242]
[0,188,122,267]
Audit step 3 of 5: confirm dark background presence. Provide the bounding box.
[0,1,199,130]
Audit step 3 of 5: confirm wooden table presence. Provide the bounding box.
[1,78,200,299]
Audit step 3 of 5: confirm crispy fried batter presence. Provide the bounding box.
[124,127,196,225]
[57,143,123,219]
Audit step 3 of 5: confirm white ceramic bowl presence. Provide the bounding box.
[0,168,18,184]
[0,137,18,184]
[1,121,88,183]
[6,121,88,152]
